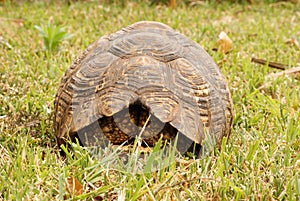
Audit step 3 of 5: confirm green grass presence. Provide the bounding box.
[1,0,300,200]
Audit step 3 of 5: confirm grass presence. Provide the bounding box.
[0,0,300,200]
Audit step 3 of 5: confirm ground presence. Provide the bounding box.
[0,0,300,200]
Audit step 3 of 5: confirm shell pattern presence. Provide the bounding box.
[54,21,233,153]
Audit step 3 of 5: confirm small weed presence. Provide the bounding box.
[34,22,72,76]
[35,22,72,53]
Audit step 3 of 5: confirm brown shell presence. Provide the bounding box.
[54,21,233,152]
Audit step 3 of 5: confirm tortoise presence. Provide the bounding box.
[54,21,233,155]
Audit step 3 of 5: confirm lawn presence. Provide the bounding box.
[0,0,300,200]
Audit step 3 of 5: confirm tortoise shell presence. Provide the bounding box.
[54,21,233,154]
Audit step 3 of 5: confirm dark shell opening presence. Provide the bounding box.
[74,100,200,155]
